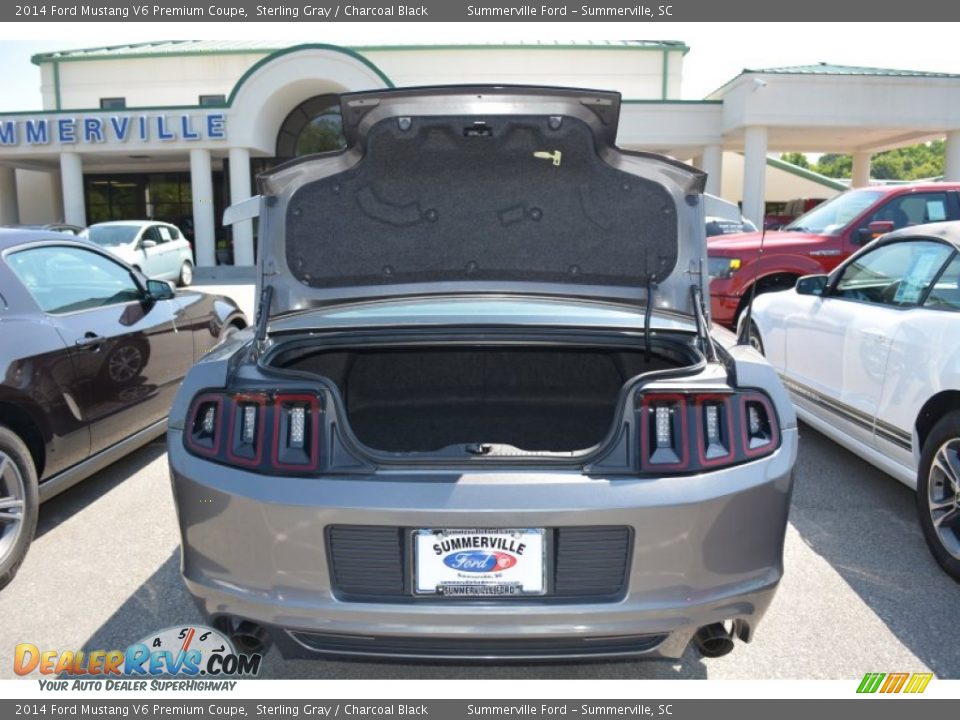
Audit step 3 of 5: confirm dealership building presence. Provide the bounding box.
[0,40,959,271]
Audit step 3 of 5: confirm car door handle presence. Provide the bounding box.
[75,332,105,351]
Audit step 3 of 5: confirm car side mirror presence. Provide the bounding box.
[141,239,158,249]
[858,220,894,244]
[795,274,828,297]
[145,279,175,301]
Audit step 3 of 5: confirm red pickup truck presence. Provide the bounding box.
[708,184,960,328]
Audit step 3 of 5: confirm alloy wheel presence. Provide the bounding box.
[0,451,26,565]
[928,439,960,560]
[181,262,193,286]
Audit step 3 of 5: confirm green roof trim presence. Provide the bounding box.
[31,39,690,65]
[708,61,960,98]
[743,62,960,78]
[764,155,848,191]
[226,43,395,101]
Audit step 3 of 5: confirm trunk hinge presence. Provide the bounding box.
[644,275,658,363]
[254,283,274,352]
[690,266,719,363]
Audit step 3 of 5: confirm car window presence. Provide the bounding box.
[157,226,174,242]
[6,246,142,314]
[833,240,952,307]
[84,224,139,246]
[924,254,960,311]
[783,190,884,234]
[142,226,163,244]
[860,192,949,232]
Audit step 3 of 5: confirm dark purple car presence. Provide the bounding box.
[0,229,247,589]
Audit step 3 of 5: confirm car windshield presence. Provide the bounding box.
[83,225,140,246]
[783,190,884,234]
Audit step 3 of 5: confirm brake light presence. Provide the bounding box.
[639,390,779,473]
[185,390,322,472]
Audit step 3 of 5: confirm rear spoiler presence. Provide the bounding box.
[223,196,261,226]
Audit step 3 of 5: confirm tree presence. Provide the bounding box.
[779,152,810,169]
[813,153,852,178]
[799,141,945,181]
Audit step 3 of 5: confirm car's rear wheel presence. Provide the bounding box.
[0,425,39,590]
[917,411,960,582]
[178,261,194,287]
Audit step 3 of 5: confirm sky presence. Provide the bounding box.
[1,22,959,111]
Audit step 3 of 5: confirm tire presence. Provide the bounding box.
[746,321,765,355]
[178,261,194,287]
[0,424,39,591]
[916,411,960,582]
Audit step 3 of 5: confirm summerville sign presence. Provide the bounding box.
[0,112,227,146]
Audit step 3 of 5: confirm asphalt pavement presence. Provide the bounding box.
[2,421,957,680]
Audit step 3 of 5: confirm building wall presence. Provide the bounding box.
[42,46,682,111]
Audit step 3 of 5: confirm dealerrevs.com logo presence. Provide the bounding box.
[857,672,933,694]
[14,625,261,690]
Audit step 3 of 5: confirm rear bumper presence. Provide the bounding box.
[168,426,796,660]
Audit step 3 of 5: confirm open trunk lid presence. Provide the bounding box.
[239,86,709,319]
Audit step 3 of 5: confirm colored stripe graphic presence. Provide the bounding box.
[857,673,885,693]
[857,672,932,694]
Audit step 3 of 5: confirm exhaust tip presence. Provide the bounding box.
[693,622,735,658]
[215,617,272,655]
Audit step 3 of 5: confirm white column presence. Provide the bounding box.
[60,152,86,227]
[852,151,872,188]
[190,148,216,268]
[0,166,19,225]
[228,147,254,266]
[945,130,960,182]
[741,127,768,228]
[701,144,723,197]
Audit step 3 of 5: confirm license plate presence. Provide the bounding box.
[414,529,545,596]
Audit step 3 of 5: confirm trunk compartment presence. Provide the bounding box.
[271,340,700,454]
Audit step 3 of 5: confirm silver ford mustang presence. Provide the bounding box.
[167,86,797,662]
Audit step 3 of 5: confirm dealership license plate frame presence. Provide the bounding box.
[413,528,548,597]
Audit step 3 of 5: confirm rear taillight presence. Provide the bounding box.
[639,390,779,473]
[185,390,322,472]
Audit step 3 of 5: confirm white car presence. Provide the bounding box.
[747,221,960,581]
[82,221,195,286]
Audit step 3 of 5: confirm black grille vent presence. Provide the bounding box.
[327,525,631,601]
[554,526,632,597]
[288,630,665,659]
[327,525,405,597]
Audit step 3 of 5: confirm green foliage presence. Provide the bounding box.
[780,142,945,181]
[779,152,810,169]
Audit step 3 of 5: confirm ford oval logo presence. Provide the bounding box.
[443,551,517,573]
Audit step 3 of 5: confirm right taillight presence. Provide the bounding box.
[185,390,322,473]
[639,390,779,473]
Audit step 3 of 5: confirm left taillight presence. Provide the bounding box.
[639,390,779,474]
[184,391,322,472]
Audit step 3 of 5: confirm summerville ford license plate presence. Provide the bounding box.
[414,529,546,596]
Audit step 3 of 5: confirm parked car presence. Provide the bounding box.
[0,229,247,589]
[82,221,195,286]
[704,194,758,237]
[2,223,85,236]
[167,86,798,662]
[708,184,960,328]
[747,221,960,580]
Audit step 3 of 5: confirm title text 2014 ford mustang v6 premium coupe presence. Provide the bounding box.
[167,87,798,661]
